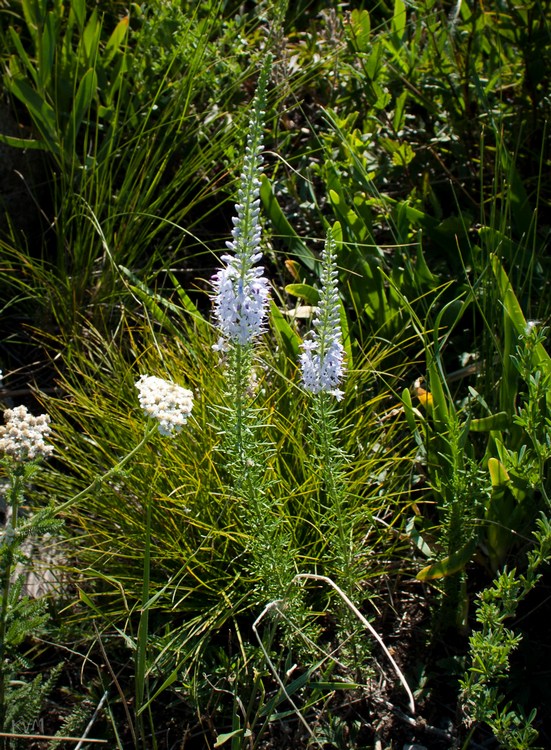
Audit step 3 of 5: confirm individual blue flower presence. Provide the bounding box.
[299,231,345,399]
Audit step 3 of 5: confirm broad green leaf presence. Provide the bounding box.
[270,300,300,359]
[365,41,383,80]
[0,133,49,151]
[8,78,59,153]
[349,9,371,51]
[470,412,510,432]
[416,537,478,581]
[491,254,551,376]
[81,10,101,65]
[393,90,408,132]
[70,0,87,31]
[214,729,251,747]
[488,457,510,488]
[21,0,44,43]
[8,27,38,84]
[391,0,406,39]
[329,189,367,241]
[104,15,129,63]
[391,142,415,166]
[285,283,319,304]
[260,175,316,271]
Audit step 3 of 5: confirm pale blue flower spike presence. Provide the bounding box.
[212,58,272,352]
[300,230,345,399]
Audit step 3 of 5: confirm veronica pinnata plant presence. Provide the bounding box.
[210,56,299,610]
[299,230,363,633]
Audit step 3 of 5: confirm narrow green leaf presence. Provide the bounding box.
[401,387,426,451]
[37,10,57,91]
[126,281,185,342]
[167,271,209,329]
[65,68,97,154]
[340,300,353,371]
[136,666,181,716]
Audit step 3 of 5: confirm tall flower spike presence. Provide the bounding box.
[300,230,345,400]
[211,56,272,351]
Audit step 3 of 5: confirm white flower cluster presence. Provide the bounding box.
[135,375,194,436]
[299,233,345,400]
[0,405,54,461]
[211,63,271,351]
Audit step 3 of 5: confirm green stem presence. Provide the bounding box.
[55,424,157,516]
[136,487,153,749]
[317,393,350,585]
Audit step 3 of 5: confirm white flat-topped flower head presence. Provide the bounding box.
[0,405,54,462]
[135,375,194,437]
[299,231,345,400]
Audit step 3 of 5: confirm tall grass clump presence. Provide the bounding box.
[0,1,265,347]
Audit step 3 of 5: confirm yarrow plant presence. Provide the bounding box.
[133,373,194,745]
[0,400,58,742]
[135,375,194,436]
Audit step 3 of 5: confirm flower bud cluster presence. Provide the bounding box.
[0,405,54,461]
[300,233,345,400]
[136,375,194,436]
